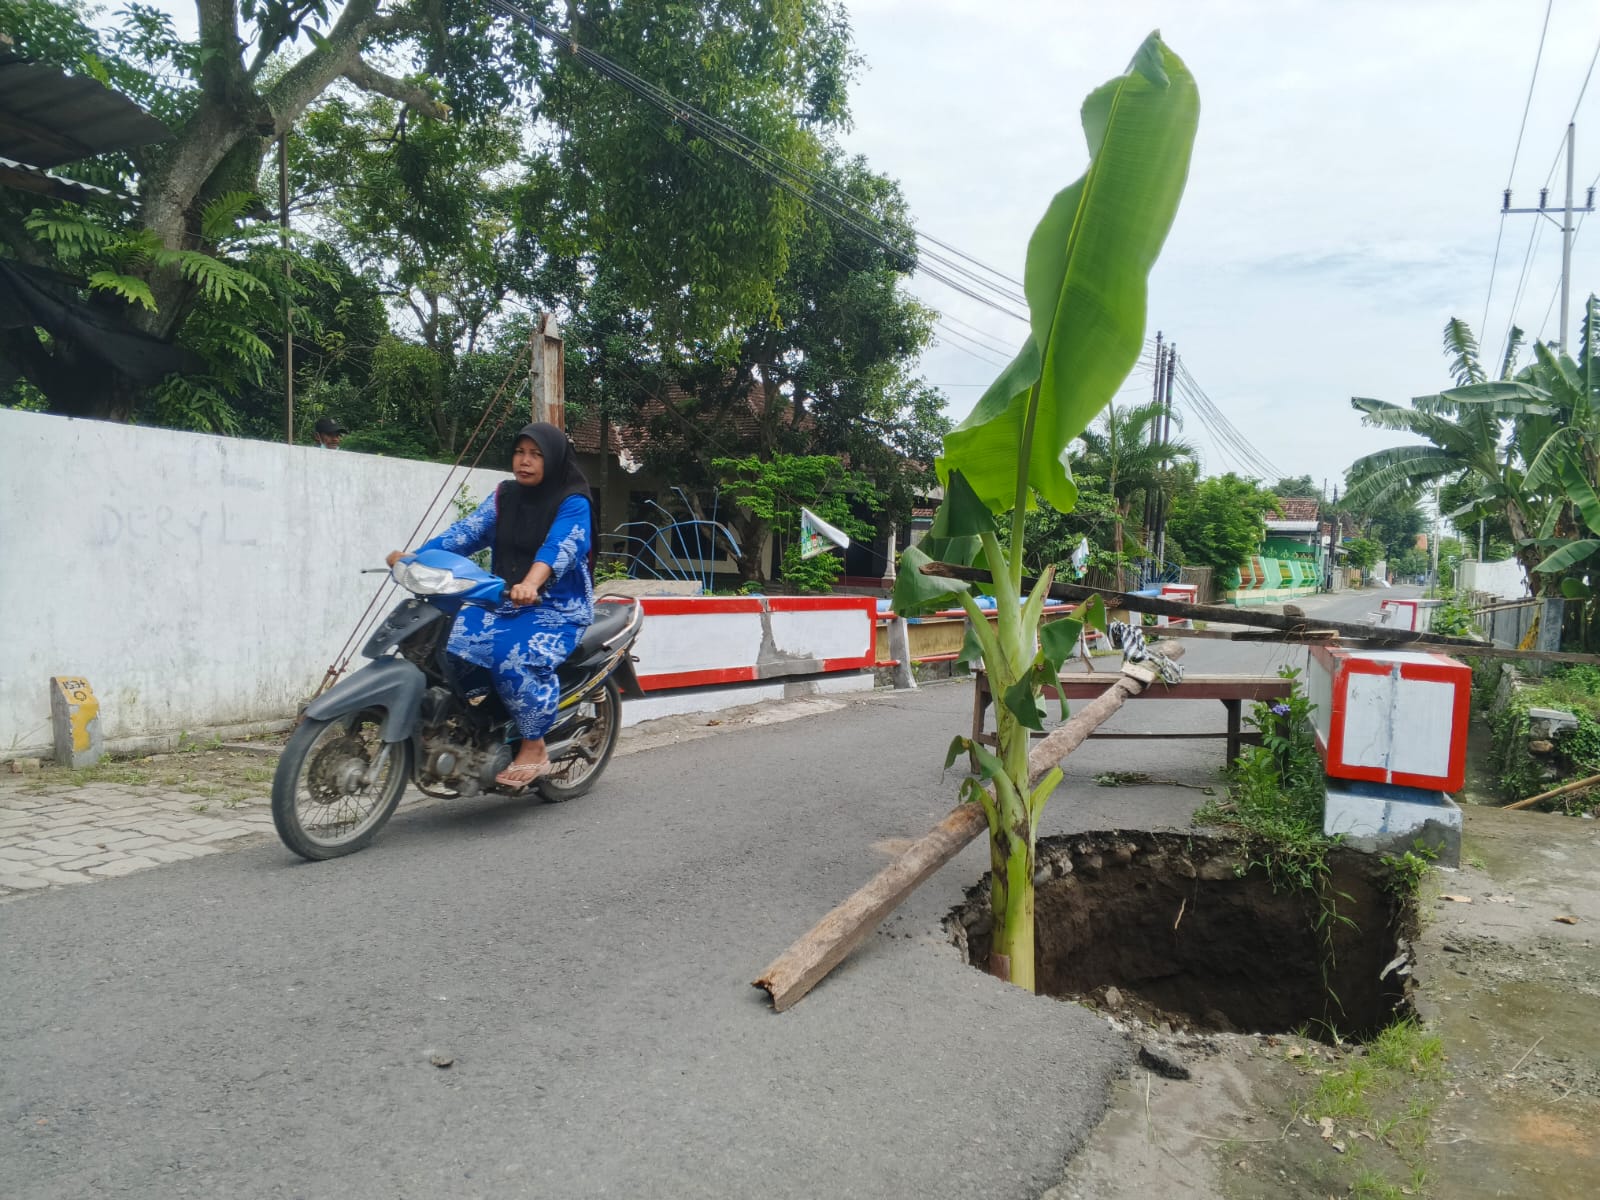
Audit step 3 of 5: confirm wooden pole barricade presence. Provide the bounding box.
[919,562,1600,666]
[753,646,1183,1012]
[1505,770,1600,812]
[922,563,1487,645]
[1147,623,1600,666]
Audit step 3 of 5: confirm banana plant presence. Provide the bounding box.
[891,32,1198,990]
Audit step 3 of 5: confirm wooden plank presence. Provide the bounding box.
[918,561,1497,651]
[752,802,987,1012]
[753,644,1183,1011]
[1146,624,1600,665]
[1044,677,1291,702]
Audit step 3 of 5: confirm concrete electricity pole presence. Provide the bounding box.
[1501,123,1595,353]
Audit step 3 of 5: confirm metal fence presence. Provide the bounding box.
[1467,594,1542,649]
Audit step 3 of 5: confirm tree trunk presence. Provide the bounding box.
[733,514,769,583]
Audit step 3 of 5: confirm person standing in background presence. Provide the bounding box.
[314,417,346,448]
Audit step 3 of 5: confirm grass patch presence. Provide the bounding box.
[1194,667,1340,894]
[1290,1017,1446,1197]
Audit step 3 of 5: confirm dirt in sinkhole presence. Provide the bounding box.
[946,830,1417,1040]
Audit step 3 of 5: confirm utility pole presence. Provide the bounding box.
[1501,123,1595,353]
[1143,331,1164,550]
[1152,343,1177,568]
[279,134,293,444]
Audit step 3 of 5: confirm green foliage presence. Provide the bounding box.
[1389,547,1428,579]
[778,544,843,593]
[900,33,1198,992]
[1428,591,1477,638]
[592,555,632,583]
[1271,474,1322,499]
[1195,668,1332,893]
[1488,665,1600,808]
[1344,537,1382,574]
[1166,473,1280,575]
[1379,841,1438,899]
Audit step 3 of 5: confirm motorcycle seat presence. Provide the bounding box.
[568,600,638,665]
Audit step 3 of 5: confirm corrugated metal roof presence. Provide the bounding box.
[0,155,122,201]
[0,58,170,169]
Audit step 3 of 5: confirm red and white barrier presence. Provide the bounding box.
[1305,646,1470,792]
[1157,583,1198,627]
[1376,598,1421,631]
[623,595,878,692]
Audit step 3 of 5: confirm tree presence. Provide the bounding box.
[1074,398,1196,577]
[1166,473,1279,576]
[611,151,946,580]
[1,1,857,429]
[1270,474,1321,499]
[1345,317,1558,592]
[711,453,878,591]
[1344,537,1381,575]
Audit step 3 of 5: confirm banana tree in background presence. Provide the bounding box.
[1345,301,1600,594]
[891,32,1198,990]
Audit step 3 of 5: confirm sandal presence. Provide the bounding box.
[495,760,556,791]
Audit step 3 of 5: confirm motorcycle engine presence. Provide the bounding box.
[417,688,512,796]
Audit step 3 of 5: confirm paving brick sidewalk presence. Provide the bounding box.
[0,765,275,898]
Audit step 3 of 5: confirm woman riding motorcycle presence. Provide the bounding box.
[387,422,593,790]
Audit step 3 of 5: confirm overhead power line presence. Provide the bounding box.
[483,0,1031,325]
[1482,0,1554,340]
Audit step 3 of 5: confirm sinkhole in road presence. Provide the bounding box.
[947,831,1417,1041]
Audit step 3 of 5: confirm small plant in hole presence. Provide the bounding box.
[1196,666,1332,892]
[1379,841,1438,899]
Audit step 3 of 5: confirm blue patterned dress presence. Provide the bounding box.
[418,493,593,740]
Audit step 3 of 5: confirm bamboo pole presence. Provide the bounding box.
[752,648,1182,1012]
[1505,770,1600,811]
[920,561,1488,649]
[1147,624,1600,665]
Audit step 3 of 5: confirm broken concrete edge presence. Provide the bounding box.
[1323,780,1461,869]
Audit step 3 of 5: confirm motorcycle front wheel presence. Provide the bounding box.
[271,709,414,860]
[537,677,622,802]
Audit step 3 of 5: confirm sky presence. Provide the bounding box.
[124,1,1600,490]
[838,0,1600,489]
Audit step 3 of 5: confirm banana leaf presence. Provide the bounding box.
[939,33,1199,515]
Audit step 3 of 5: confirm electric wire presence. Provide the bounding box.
[1505,22,1600,357]
[482,0,1031,325]
[1482,0,1554,341]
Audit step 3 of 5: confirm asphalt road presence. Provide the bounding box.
[0,586,1417,1200]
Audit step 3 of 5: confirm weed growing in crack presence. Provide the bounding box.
[1379,842,1439,900]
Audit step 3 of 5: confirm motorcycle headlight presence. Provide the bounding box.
[393,560,477,595]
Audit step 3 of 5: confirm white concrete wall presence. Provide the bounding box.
[1457,557,1528,600]
[0,409,512,755]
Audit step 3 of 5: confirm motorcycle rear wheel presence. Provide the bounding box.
[271,709,413,860]
[537,677,622,802]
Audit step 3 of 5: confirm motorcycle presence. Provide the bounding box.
[271,548,644,861]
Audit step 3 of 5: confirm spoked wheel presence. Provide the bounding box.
[537,678,622,803]
[271,708,414,860]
